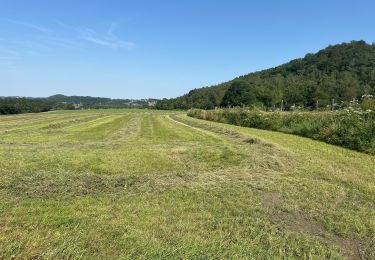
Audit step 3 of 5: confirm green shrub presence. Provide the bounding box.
[188,108,375,155]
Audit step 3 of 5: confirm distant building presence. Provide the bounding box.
[147,100,157,107]
[73,103,83,109]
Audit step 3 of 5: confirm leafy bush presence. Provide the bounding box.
[0,98,53,115]
[188,108,375,155]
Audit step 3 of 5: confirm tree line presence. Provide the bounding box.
[156,41,375,110]
[0,95,159,115]
[0,98,54,115]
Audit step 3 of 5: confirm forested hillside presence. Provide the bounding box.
[156,41,375,110]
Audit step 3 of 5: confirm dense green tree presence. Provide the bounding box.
[157,41,375,110]
[0,98,53,114]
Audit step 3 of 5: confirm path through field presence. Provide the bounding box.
[0,110,374,259]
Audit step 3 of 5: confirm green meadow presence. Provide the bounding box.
[0,109,374,259]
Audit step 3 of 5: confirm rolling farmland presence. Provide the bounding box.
[0,110,374,259]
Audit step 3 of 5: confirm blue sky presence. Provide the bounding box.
[1,0,375,99]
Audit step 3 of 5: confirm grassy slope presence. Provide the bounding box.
[0,110,374,259]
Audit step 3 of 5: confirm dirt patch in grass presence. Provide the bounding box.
[259,191,365,259]
[269,210,364,259]
[334,237,363,260]
[261,192,284,208]
[270,211,326,235]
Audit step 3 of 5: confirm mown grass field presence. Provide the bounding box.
[187,108,375,155]
[0,109,374,259]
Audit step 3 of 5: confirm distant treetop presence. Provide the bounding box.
[157,40,375,110]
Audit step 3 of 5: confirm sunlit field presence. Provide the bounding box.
[0,109,374,259]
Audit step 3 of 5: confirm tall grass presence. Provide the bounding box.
[188,108,375,154]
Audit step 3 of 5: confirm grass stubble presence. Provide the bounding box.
[0,109,374,259]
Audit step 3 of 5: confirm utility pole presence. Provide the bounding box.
[281,100,284,111]
[331,99,335,111]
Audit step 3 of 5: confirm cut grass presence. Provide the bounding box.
[0,109,374,259]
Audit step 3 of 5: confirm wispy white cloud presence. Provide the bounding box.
[12,40,53,53]
[40,37,83,49]
[76,23,136,50]
[10,36,82,54]
[4,18,51,33]
[80,32,135,49]
[0,49,20,56]
[1,19,135,58]
[108,22,117,36]
[56,21,135,50]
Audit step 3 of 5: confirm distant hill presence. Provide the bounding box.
[156,40,375,110]
[46,95,158,109]
[0,95,158,115]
